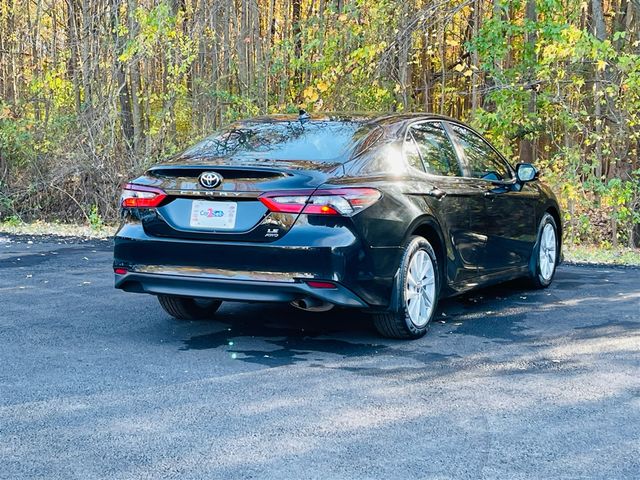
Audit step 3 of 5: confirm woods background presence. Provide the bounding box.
[1,0,639,247]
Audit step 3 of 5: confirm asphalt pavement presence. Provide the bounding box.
[0,234,638,479]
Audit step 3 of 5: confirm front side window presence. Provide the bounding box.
[405,122,462,176]
[449,124,513,181]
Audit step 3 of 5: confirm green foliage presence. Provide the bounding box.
[0,0,638,249]
[469,1,640,247]
[270,1,396,111]
[0,107,36,168]
[88,204,104,231]
[210,90,261,125]
[1,215,22,227]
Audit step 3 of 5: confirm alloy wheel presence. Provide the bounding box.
[539,223,557,281]
[405,249,436,327]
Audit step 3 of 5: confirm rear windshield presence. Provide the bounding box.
[182,120,374,162]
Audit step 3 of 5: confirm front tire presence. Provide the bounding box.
[373,236,440,339]
[157,295,222,320]
[528,213,559,289]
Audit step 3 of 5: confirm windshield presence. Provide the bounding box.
[182,120,374,162]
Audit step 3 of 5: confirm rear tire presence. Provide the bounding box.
[528,213,559,289]
[373,236,440,339]
[157,295,222,320]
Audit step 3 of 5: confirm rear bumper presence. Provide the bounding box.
[114,271,368,307]
[113,221,401,308]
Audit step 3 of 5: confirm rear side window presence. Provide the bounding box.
[449,124,513,181]
[182,120,374,162]
[405,122,462,176]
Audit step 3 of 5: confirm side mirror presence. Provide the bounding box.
[516,163,538,182]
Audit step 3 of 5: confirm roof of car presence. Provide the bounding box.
[240,112,461,127]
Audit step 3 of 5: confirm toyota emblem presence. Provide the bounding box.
[199,171,223,189]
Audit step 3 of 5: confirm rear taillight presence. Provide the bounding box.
[259,188,381,216]
[120,183,167,208]
[258,192,313,214]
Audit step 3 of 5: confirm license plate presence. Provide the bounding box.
[189,200,237,229]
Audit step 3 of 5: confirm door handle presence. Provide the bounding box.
[428,188,447,200]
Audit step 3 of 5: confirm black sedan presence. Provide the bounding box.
[113,113,561,339]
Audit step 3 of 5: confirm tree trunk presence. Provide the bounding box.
[292,0,302,91]
[127,0,144,152]
[398,1,411,110]
[80,0,93,111]
[264,0,276,108]
[111,0,134,149]
[237,0,248,96]
[519,0,537,164]
[470,0,481,112]
[591,0,607,179]
[66,0,82,113]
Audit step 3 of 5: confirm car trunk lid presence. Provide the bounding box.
[133,159,343,242]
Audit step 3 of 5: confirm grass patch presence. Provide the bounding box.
[0,220,116,239]
[564,245,640,266]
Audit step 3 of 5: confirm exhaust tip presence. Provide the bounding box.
[291,297,334,312]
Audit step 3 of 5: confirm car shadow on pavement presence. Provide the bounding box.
[174,266,639,368]
[180,304,388,366]
[177,278,545,366]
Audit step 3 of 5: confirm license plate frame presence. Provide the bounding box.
[189,200,238,230]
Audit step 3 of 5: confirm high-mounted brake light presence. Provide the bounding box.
[259,188,381,216]
[306,280,338,289]
[120,183,167,208]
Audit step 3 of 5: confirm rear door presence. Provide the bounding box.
[404,120,487,284]
[446,122,538,273]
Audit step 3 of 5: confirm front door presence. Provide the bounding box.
[446,122,538,274]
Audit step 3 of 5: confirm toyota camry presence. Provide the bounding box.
[113,113,561,339]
